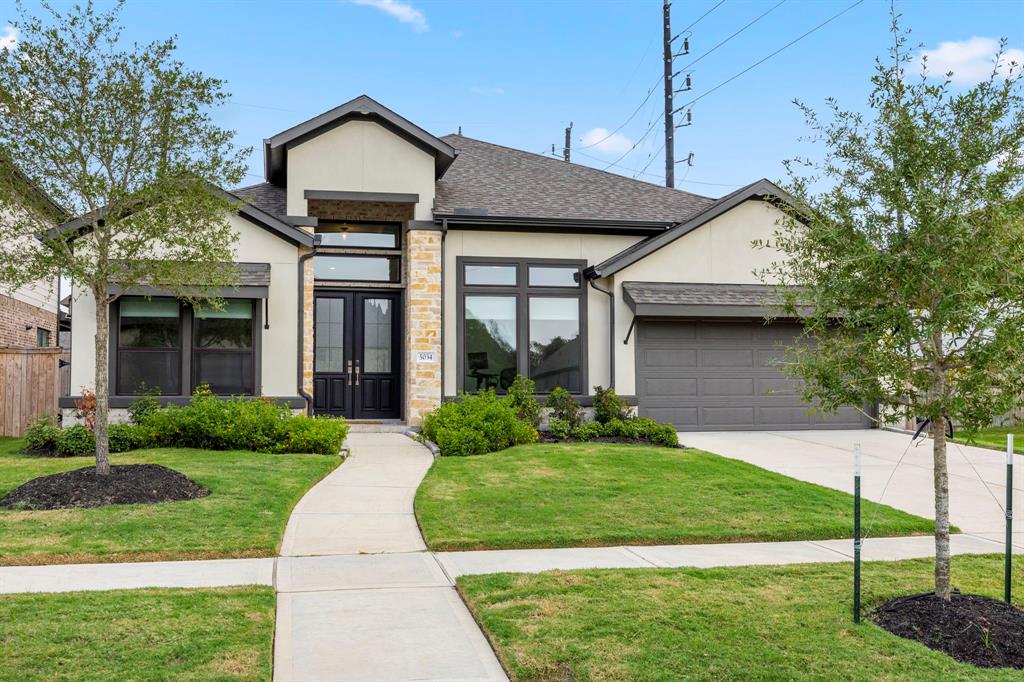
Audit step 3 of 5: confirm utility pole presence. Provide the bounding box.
[564,121,573,162]
[662,1,674,188]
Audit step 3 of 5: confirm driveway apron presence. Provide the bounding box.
[274,432,507,682]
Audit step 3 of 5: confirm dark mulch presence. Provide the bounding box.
[19,447,69,458]
[539,433,683,448]
[0,464,208,510]
[873,591,1024,669]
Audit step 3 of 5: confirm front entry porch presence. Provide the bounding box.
[312,290,402,420]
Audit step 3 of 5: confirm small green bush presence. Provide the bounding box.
[602,418,641,439]
[108,423,150,453]
[23,417,61,453]
[422,390,538,456]
[545,387,582,428]
[631,417,679,447]
[570,421,603,441]
[592,385,631,424]
[58,424,95,456]
[505,374,541,428]
[547,417,571,440]
[127,393,161,425]
[278,416,349,456]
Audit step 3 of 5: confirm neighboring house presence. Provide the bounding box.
[61,95,871,431]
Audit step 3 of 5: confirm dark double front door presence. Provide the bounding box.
[313,291,401,419]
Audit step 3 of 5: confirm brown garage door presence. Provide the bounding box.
[635,319,873,431]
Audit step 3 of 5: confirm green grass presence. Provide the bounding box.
[0,586,273,681]
[954,426,1024,454]
[415,443,937,551]
[459,555,1024,681]
[0,440,338,565]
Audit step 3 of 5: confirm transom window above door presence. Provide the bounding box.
[315,222,400,249]
[458,258,586,395]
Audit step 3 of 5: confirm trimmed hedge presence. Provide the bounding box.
[422,390,538,457]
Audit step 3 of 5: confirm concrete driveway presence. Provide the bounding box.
[679,429,1024,546]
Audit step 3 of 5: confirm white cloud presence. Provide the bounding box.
[0,26,18,51]
[920,37,1024,85]
[470,86,504,95]
[580,127,635,155]
[351,0,428,33]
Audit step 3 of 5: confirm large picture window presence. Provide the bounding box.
[117,297,182,395]
[459,258,586,394]
[193,300,255,395]
[114,297,258,396]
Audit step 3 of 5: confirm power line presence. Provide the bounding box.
[674,0,787,75]
[578,0,726,152]
[675,0,866,112]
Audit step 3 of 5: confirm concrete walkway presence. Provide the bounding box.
[680,429,1023,537]
[273,432,507,682]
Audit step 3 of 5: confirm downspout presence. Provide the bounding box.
[588,277,614,390]
[297,235,321,415]
[439,218,448,400]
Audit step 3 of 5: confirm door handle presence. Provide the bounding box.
[354,362,361,386]
[346,360,353,384]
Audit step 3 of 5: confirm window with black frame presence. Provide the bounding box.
[116,297,182,395]
[193,300,255,394]
[461,259,584,394]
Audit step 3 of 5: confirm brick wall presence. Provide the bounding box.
[307,199,413,223]
[0,293,57,348]
[404,229,442,425]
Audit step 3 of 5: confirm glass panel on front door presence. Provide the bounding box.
[363,298,392,373]
[315,297,345,372]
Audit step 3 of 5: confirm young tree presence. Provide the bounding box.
[762,13,1024,600]
[0,1,248,475]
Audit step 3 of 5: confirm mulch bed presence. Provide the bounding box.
[873,591,1024,668]
[0,464,208,510]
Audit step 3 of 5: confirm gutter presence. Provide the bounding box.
[587,278,615,390]
[297,235,322,415]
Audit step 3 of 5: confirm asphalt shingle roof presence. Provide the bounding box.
[622,282,786,307]
[234,183,287,219]
[435,135,714,224]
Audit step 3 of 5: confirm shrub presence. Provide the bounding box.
[58,424,95,456]
[127,391,161,425]
[547,417,571,440]
[570,421,603,441]
[592,385,631,424]
[23,417,61,453]
[74,389,97,431]
[422,390,538,456]
[277,416,349,456]
[505,374,541,428]
[631,417,679,447]
[602,418,641,439]
[108,423,150,453]
[545,387,582,428]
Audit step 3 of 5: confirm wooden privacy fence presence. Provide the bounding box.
[0,347,61,437]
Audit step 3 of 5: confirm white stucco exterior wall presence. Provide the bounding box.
[442,229,641,396]
[69,211,300,398]
[285,119,435,221]
[611,199,789,395]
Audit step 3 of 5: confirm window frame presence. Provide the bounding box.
[314,220,402,250]
[312,254,402,283]
[191,299,257,396]
[111,297,262,398]
[456,256,587,395]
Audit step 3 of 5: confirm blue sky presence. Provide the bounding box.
[9,0,1024,198]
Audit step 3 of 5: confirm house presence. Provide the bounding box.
[61,95,871,431]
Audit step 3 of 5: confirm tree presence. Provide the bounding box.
[0,1,248,475]
[762,11,1024,601]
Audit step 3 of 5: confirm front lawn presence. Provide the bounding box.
[0,442,338,565]
[954,426,1024,454]
[459,556,1024,681]
[415,443,936,551]
[1,586,273,680]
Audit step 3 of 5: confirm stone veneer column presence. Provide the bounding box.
[404,229,442,425]
[301,249,314,399]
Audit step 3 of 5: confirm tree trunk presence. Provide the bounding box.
[931,415,952,600]
[93,285,110,476]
